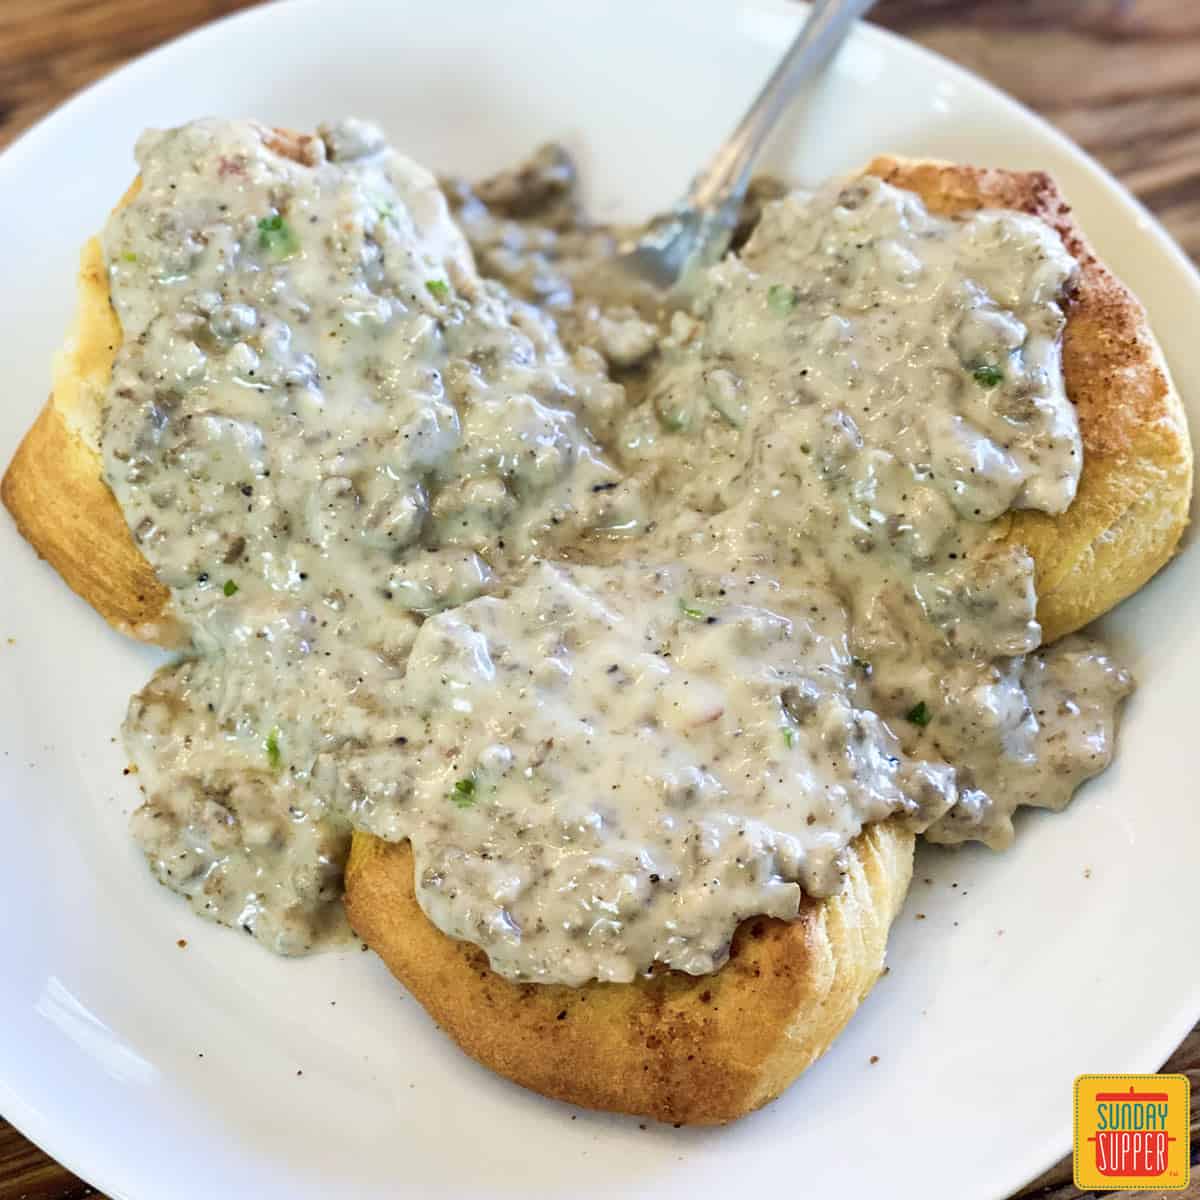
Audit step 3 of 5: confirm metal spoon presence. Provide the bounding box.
[615,0,878,292]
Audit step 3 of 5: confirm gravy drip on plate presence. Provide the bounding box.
[103,121,1132,976]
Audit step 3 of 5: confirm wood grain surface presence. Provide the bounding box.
[0,1,1196,1197]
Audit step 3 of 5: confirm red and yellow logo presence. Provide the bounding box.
[1074,1074,1190,1191]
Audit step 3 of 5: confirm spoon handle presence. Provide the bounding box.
[688,0,878,214]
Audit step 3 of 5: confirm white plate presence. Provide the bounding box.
[1,2,1196,1196]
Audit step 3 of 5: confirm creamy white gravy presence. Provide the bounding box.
[104,120,1131,977]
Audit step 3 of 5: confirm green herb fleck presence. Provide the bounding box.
[265,727,282,770]
[223,579,239,597]
[767,283,796,314]
[782,727,796,749]
[905,701,932,727]
[122,251,138,263]
[851,657,872,674]
[971,363,1004,388]
[257,214,299,258]
[425,279,450,302]
[678,598,707,621]
[661,409,690,432]
[450,776,477,809]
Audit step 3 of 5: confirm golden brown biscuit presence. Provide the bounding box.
[345,821,914,1125]
[864,156,1193,641]
[2,128,324,646]
[1,214,180,645]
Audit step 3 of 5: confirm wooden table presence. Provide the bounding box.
[0,1,1196,1196]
